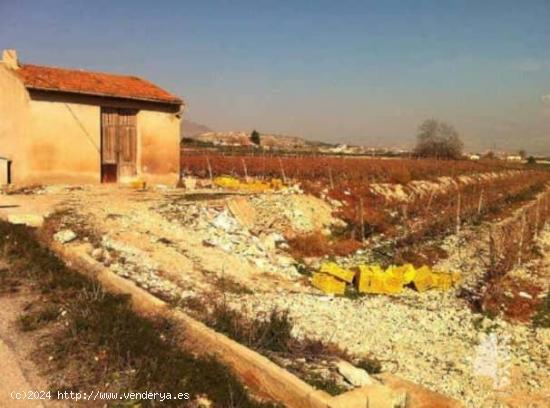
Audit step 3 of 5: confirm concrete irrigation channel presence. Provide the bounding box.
[48,237,461,408]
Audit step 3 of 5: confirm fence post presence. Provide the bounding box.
[278,157,287,184]
[477,189,484,215]
[426,190,435,213]
[534,197,540,238]
[241,158,248,180]
[359,197,365,243]
[488,224,496,279]
[517,212,526,266]
[206,156,213,181]
[456,190,461,235]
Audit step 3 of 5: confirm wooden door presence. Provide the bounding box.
[117,109,137,178]
[101,108,137,182]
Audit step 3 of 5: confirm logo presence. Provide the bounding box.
[472,332,511,389]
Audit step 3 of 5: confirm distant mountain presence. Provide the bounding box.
[186,130,333,150]
[179,117,333,150]
[180,119,212,138]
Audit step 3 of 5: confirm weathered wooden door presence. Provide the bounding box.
[101,108,137,182]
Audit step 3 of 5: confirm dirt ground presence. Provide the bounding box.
[0,273,66,408]
[0,185,342,301]
[1,183,549,407]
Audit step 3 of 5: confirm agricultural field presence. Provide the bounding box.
[182,153,548,257]
[178,153,550,405]
[2,155,549,407]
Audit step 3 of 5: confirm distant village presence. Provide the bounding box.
[181,129,548,163]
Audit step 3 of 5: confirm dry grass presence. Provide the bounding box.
[0,220,277,408]
[286,232,362,259]
[482,276,544,323]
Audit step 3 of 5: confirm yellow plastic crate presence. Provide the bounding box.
[270,178,284,190]
[356,265,374,293]
[130,178,146,189]
[383,274,404,294]
[312,273,346,295]
[431,270,461,291]
[435,273,453,290]
[390,264,416,284]
[320,262,356,283]
[412,265,433,292]
[214,176,277,192]
[452,271,461,285]
[356,265,403,295]
[214,176,241,189]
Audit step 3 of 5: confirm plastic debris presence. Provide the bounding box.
[312,272,346,295]
[357,264,403,295]
[129,178,147,189]
[312,261,460,296]
[213,176,284,192]
[319,261,355,283]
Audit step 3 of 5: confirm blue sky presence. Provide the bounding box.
[2,0,550,153]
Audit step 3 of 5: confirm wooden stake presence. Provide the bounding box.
[534,197,540,238]
[278,157,287,184]
[456,190,461,235]
[206,156,213,181]
[517,212,526,266]
[426,190,435,212]
[328,167,334,190]
[477,189,484,215]
[402,204,409,236]
[488,223,498,279]
[359,197,365,243]
[241,158,248,180]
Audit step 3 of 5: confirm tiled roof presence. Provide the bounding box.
[16,64,182,105]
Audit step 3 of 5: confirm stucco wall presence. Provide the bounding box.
[26,99,101,184]
[0,64,31,183]
[138,109,180,181]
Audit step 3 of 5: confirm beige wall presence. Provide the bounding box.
[26,99,101,184]
[0,65,181,185]
[0,64,31,182]
[138,110,180,181]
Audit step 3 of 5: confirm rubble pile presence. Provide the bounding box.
[202,209,299,277]
[230,289,549,408]
[99,236,181,300]
[158,196,302,279]
[312,261,461,295]
[248,193,343,237]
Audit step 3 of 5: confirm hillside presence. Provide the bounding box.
[181,120,333,150]
[181,119,213,138]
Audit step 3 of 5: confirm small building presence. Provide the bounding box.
[0,49,183,185]
[469,154,480,161]
[506,155,522,162]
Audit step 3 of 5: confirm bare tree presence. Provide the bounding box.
[414,119,464,159]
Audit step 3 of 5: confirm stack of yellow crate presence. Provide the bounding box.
[213,176,284,192]
[311,261,460,296]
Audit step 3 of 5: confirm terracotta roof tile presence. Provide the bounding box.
[17,64,182,105]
